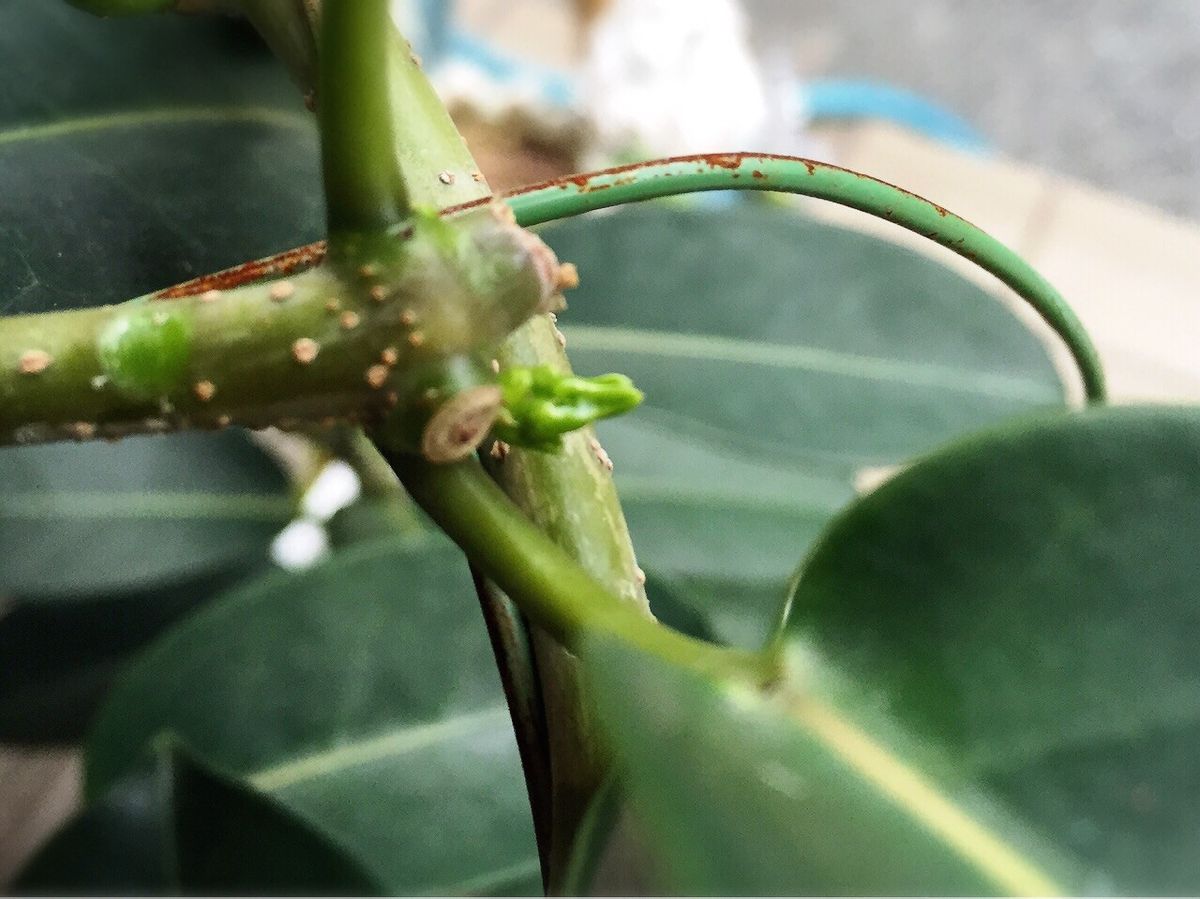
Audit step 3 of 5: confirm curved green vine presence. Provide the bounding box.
[491,153,1107,405]
[390,451,774,684]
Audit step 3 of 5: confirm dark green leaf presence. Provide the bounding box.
[15,745,381,897]
[543,205,1066,645]
[169,744,382,896]
[14,773,171,896]
[0,430,293,600]
[0,569,251,743]
[783,405,1200,892]
[0,1,321,317]
[641,572,718,644]
[85,537,540,896]
[583,635,1086,896]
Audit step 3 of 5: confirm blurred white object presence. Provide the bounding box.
[582,0,772,159]
[272,518,331,572]
[271,460,363,572]
[300,459,362,521]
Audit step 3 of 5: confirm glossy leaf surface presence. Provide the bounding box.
[783,405,1200,893]
[0,1,307,737]
[0,1,321,316]
[583,636,1085,896]
[85,538,541,896]
[0,431,292,600]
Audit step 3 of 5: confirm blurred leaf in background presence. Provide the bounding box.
[19,537,540,896]
[0,0,318,741]
[543,203,1067,647]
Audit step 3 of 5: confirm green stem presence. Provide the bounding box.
[342,16,654,887]
[0,205,552,446]
[238,0,320,94]
[489,321,651,893]
[390,452,772,682]
[319,0,411,233]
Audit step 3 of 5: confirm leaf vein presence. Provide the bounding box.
[250,705,512,792]
[0,106,312,147]
[564,325,1059,402]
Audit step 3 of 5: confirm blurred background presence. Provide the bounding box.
[439,0,1200,402]
[749,0,1200,218]
[449,0,1200,215]
[3,0,1199,889]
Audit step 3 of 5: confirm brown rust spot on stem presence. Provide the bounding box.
[145,154,973,314]
[155,243,326,299]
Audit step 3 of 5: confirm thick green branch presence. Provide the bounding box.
[319,0,410,233]
[0,208,555,446]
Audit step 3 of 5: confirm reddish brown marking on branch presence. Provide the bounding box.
[155,243,328,299]
[702,153,743,170]
[143,154,974,310]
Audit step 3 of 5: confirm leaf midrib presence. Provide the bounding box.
[564,325,1060,402]
[249,704,512,792]
[615,476,842,518]
[0,491,294,521]
[0,105,312,148]
[785,690,1065,896]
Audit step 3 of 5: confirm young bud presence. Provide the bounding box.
[492,365,644,452]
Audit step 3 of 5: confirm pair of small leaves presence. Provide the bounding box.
[495,365,644,452]
[573,405,1200,895]
[24,537,541,896]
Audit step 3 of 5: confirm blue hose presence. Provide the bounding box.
[446,31,576,107]
[417,0,453,62]
[415,10,988,154]
[801,79,989,152]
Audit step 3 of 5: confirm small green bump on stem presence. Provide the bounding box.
[96,304,191,400]
[493,365,644,452]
